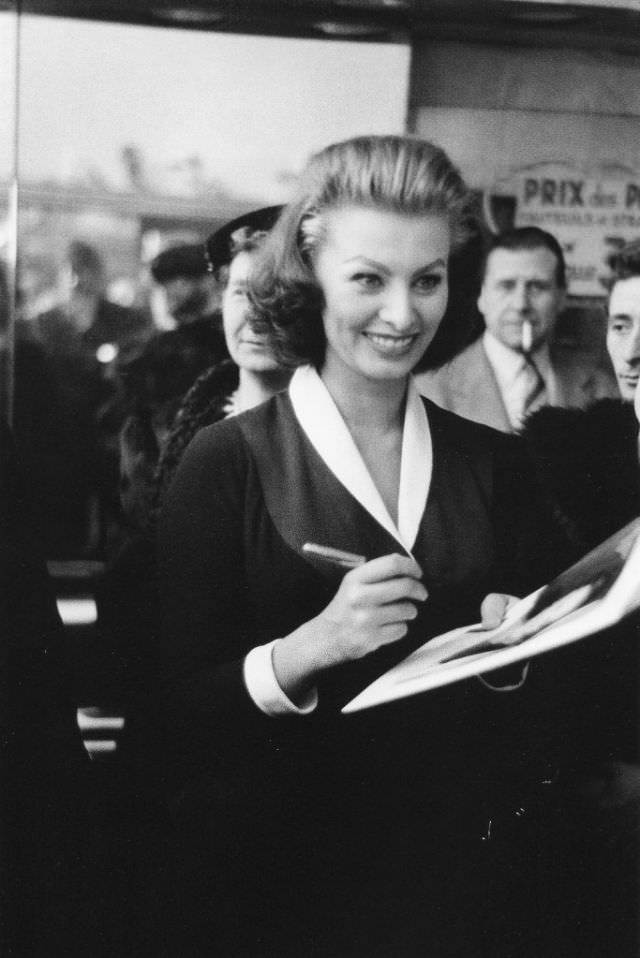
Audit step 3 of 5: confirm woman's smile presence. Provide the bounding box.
[362,330,420,356]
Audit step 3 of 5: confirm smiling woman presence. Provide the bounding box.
[154,134,594,957]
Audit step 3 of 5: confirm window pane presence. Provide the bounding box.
[13,16,409,556]
[0,7,17,426]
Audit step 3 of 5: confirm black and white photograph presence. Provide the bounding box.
[1,2,639,955]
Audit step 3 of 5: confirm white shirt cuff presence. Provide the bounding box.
[243,639,318,716]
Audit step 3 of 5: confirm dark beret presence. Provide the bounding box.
[151,243,209,283]
[204,206,283,272]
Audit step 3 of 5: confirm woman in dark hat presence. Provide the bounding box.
[151,206,290,512]
[154,135,593,958]
[90,209,292,955]
[99,207,290,667]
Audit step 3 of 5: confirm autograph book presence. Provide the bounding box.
[343,517,640,714]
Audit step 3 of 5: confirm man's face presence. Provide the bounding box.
[477,246,565,352]
[163,275,212,325]
[606,276,640,401]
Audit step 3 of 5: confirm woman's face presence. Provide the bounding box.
[607,276,640,401]
[222,250,280,373]
[312,206,450,387]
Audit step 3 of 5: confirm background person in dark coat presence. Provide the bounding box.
[17,241,152,556]
[150,241,222,330]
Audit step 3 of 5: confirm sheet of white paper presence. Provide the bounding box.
[343,523,640,714]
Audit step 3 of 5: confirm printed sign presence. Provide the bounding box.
[514,175,640,297]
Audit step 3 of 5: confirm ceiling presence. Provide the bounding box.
[10,0,640,51]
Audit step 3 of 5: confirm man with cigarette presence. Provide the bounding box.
[416,227,616,431]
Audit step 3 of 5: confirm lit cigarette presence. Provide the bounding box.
[521,319,533,353]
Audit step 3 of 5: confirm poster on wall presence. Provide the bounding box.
[413,108,640,300]
[507,164,640,298]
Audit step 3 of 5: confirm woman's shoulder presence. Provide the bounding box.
[183,390,290,460]
[422,396,521,457]
[162,392,292,516]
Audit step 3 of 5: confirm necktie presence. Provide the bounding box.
[513,353,546,427]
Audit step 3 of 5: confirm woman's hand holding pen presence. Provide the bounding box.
[316,554,428,665]
[272,554,427,704]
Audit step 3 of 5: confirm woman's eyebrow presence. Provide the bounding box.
[342,255,386,268]
[343,256,447,271]
[414,258,447,273]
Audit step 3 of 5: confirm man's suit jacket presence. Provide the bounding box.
[415,335,618,432]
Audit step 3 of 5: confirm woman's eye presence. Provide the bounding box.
[414,274,443,293]
[353,272,382,290]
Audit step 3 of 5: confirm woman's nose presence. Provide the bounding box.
[379,284,414,328]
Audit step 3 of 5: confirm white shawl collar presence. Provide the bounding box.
[289,364,432,553]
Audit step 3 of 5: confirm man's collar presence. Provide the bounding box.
[483,330,551,383]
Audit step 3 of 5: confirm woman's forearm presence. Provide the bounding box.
[271,615,335,705]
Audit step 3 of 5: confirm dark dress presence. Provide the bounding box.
[157,384,578,958]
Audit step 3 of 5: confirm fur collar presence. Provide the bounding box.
[522,399,640,554]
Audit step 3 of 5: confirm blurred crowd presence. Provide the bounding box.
[8,218,629,564]
[12,237,229,557]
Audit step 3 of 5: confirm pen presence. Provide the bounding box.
[302,542,366,570]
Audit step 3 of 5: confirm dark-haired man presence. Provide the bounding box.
[416,227,616,431]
